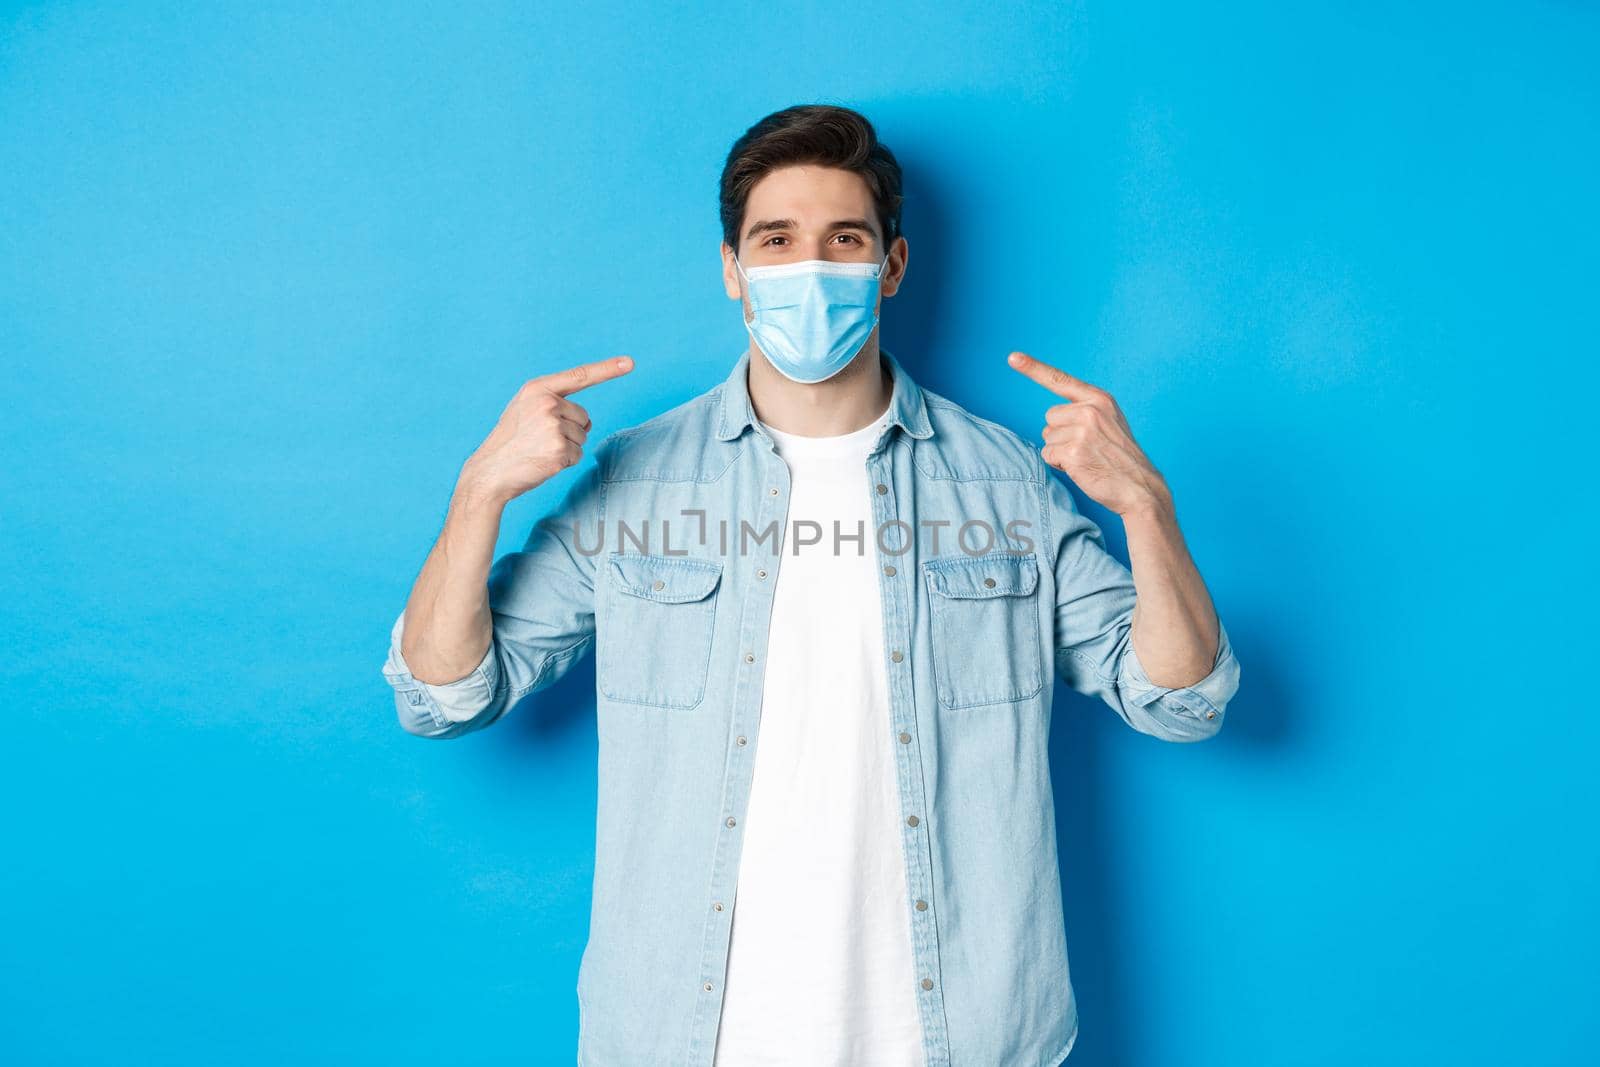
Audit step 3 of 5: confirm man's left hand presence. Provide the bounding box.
[1007,350,1172,519]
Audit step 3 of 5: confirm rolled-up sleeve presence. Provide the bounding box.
[1114,617,1239,740]
[381,454,607,739]
[383,611,505,736]
[1043,464,1240,742]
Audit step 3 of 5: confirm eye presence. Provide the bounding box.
[763,236,789,247]
[833,233,862,245]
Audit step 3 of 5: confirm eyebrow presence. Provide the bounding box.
[743,217,879,241]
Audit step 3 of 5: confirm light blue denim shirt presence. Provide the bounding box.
[381,349,1241,1066]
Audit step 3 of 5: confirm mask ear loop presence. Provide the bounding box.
[732,252,755,327]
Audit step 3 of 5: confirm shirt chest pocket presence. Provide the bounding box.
[923,552,1045,709]
[599,552,724,710]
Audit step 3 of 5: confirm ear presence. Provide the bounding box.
[880,235,910,298]
[721,242,743,301]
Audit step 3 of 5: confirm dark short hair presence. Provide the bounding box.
[719,104,904,253]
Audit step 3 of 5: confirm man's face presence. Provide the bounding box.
[721,164,908,321]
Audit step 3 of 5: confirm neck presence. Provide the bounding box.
[747,335,892,437]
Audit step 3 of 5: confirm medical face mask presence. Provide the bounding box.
[733,253,888,384]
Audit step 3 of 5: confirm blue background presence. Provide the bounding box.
[3,2,1596,1064]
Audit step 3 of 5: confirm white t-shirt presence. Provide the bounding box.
[712,405,925,1067]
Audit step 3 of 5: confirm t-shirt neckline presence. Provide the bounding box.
[759,404,893,460]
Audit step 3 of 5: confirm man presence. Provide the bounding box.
[381,104,1240,1066]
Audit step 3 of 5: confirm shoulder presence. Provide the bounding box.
[594,380,739,484]
[916,386,1046,483]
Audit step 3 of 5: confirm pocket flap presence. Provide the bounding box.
[923,552,1039,599]
[606,553,723,603]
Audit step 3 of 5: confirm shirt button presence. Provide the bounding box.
[713,901,724,912]
[744,653,755,663]
[1206,710,1217,720]
[883,565,897,577]
[906,815,919,827]
[768,487,778,495]
[915,899,928,911]
[890,650,904,663]
[736,735,747,746]
[704,981,714,992]
[652,579,665,591]
[876,483,888,495]
[983,577,996,588]
[920,978,934,990]
[756,568,768,579]
[899,732,911,744]
[726,816,737,827]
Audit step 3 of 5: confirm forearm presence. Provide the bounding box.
[399,464,508,685]
[1120,489,1222,688]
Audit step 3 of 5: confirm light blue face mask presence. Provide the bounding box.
[733,253,888,384]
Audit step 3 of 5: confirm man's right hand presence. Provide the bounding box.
[459,355,635,506]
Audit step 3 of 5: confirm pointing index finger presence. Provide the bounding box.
[1006,351,1097,402]
[540,355,635,397]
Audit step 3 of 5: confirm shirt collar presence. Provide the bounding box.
[713,347,935,443]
